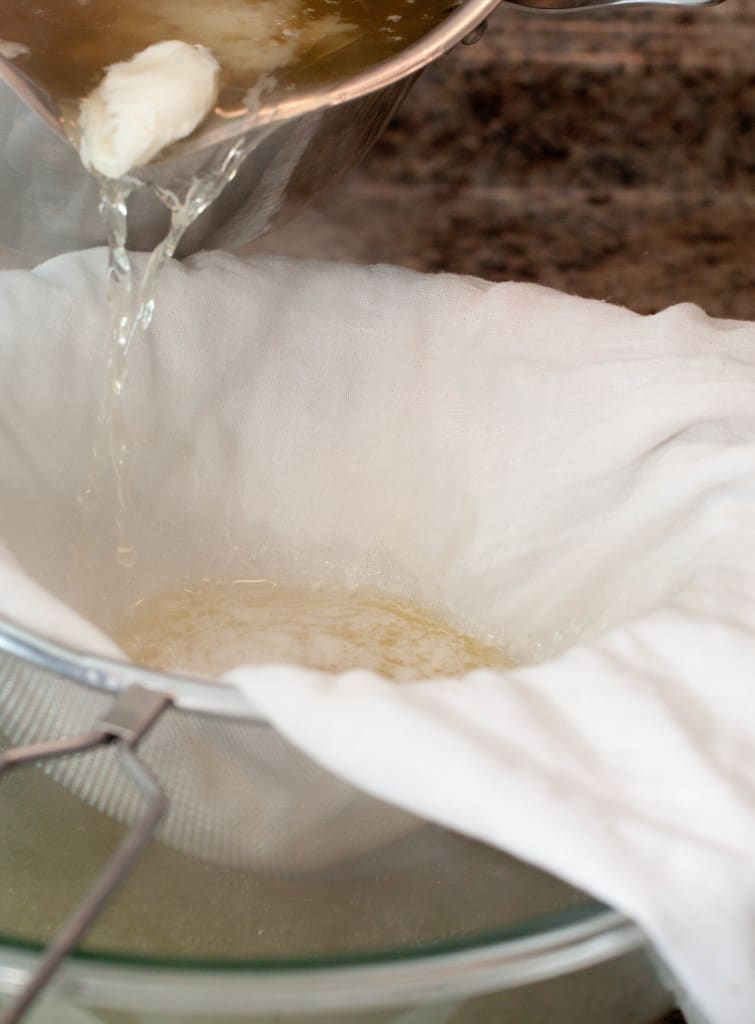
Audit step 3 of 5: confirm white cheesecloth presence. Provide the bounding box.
[1,249,755,1023]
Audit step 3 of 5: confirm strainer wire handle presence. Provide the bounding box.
[0,685,171,1024]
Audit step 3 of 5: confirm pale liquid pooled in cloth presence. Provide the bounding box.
[114,580,513,680]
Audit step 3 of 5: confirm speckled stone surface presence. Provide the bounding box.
[252,5,754,1020]
[255,0,754,321]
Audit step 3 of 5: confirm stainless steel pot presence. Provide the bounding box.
[0,0,724,263]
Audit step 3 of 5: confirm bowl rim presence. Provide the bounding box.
[0,906,643,1014]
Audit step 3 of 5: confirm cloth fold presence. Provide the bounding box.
[1,249,755,1023]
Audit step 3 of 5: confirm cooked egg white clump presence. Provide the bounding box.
[79,40,219,179]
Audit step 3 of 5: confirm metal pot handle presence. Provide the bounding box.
[499,0,723,10]
[460,0,723,47]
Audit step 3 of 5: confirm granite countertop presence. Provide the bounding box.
[255,0,754,321]
[254,4,754,1020]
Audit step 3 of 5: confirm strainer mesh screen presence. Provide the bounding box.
[0,645,419,873]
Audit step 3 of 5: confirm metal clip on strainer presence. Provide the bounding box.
[0,616,426,1024]
[0,683,171,1024]
[0,618,263,1024]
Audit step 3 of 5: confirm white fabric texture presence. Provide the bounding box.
[1,249,755,1022]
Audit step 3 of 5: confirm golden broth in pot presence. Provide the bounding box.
[0,0,449,111]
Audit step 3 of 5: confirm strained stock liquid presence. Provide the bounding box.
[0,0,447,111]
[114,579,512,680]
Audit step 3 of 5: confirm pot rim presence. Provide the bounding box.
[204,0,503,141]
[0,0,503,156]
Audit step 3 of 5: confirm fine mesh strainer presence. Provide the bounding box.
[0,615,422,1024]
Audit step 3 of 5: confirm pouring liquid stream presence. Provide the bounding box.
[5,0,446,571]
[84,129,273,567]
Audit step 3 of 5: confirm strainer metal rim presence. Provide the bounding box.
[0,615,263,723]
